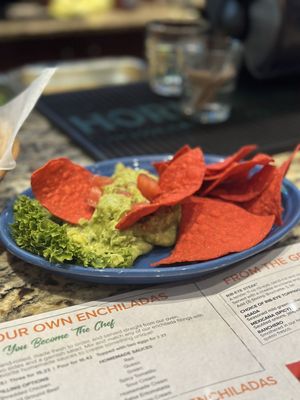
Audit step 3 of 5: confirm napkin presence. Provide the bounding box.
[0,68,56,171]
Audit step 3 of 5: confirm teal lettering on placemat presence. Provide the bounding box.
[70,113,115,134]
[68,101,182,138]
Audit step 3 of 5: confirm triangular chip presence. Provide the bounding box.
[242,169,284,225]
[116,147,205,230]
[279,144,300,176]
[153,145,192,175]
[154,197,275,266]
[201,153,273,195]
[242,144,300,225]
[205,144,257,176]
[31,158,102,224]
[209,164,276,202]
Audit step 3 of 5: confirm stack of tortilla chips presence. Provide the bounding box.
[31,144,300,266]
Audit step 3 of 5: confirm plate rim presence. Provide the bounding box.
[1,153,300,283]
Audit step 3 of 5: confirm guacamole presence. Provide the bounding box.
[11,163,179,268]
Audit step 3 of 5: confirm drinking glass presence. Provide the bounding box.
[146,20,204,97]
[180,36,243,123]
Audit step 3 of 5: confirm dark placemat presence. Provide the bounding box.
[37,79,300,160]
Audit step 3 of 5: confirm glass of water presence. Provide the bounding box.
[146,20,204,97]
[180,36,243,123]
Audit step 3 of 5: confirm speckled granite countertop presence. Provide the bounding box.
[1,111,300,323]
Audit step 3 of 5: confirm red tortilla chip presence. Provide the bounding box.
[205,144,257,176]
[204,161,240,181]
[116,147,205,230]
[201,153,273,195]
[205,153,273,181]
[153,145,192,175]
[116,202,161,230]
[153,197,275,266]
[242,144,300,225]
[242,169,284,225]
[209,164,276,202]
[279,144,300,176]
[31,158,101,224]
[159,147,205,193]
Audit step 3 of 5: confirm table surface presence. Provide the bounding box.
[0,110,300,323]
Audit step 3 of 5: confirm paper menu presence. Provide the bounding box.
[1,244,300,399]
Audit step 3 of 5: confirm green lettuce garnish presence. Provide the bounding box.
[11,195,78,263]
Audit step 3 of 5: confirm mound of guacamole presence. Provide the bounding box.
[11,163,180,268]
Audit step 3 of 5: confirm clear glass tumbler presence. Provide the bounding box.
[146,20,203,97]
[180,36,243,123]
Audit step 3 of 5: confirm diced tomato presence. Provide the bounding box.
[116,190,132,197]
[86,186,102,208]
[92,175,113,188]
[137,173,161,201]
[85,175,112,208]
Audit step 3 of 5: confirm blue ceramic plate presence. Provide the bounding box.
[1,154,300,285]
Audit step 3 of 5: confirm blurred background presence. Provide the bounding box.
[1,0,300,157]
[0,0,201,72]
[0,0,205,101]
